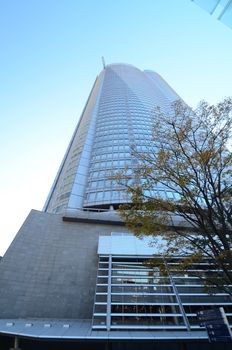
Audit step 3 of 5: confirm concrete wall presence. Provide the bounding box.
[0,210,127,319]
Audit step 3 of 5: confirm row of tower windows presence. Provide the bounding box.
[133,133,152,139]
[92,145,130,152]
[91,152,131,161]
[95,130,129,136]
[86,190,128,202]
[89,168,133,179]
[93,139,154,148]
[99,106,127,112]
[131,121,154,128]
[94,139,130,145]
[96,131,129,137]
[99,102,153,108]
[99,107,127,112]
[98,109,153,116]
[87,179,124,190]
[90,159,131,169]
[97,117,153,126]
[94,136,152,144]
[96,126,153,134]
[97,119,128,126]
[96,127,128,133]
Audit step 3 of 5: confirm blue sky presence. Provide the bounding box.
[0,0,232,255]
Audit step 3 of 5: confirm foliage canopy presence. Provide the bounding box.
[119,98,232,293]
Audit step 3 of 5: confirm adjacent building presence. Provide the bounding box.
[0,64,231,349]
[191,0,232,29]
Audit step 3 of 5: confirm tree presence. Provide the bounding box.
[119,98,232,294]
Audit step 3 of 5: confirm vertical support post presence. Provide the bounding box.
[165,261,191,331]
[105,341,111,350]
[9,336,21,350]
[180,342,188,350]
[106,254,112,331]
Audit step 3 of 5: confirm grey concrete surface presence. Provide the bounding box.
[0,210,127,319]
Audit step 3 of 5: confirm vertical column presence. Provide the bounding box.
[67,73,104,210]
[106,255,112,331]
[9,336,21,350]
[165,261,191,331]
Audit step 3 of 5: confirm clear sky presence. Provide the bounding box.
[0,0,232,256]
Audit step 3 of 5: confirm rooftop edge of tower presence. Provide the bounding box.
[101,62,156,75]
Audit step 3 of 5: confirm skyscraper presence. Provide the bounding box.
[0,64,231,350]
[44,64,179,214]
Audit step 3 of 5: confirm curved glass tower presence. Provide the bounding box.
[44,63,180,213]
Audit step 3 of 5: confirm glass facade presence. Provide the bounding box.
[93,254,232,330]
[44,64,180,213]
